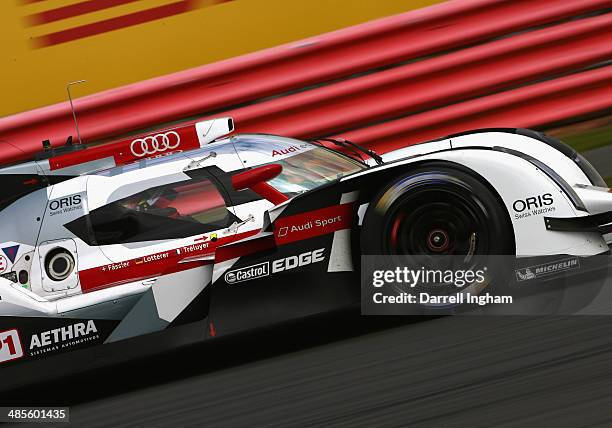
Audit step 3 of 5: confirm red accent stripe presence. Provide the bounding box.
[48,123,200,170]
[27,0,140,26]
[215,234,276,262]
[79,256,209,293]
[79,229,259,292]
[273,203,354,245]
[209,322,216,337]
[251,182,289,205]
[34,0,200,47]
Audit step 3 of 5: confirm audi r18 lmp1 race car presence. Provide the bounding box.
[0,117,611,366]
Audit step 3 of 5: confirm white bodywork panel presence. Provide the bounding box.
[195,117,234,146]
[356,131,610,257]
[434,150,606,256]
[1,128,611,319]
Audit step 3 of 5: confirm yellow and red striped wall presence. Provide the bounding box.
[1,0,442,117]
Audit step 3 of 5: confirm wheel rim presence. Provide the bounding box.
[383,188,491,257]
[382,188,494,304]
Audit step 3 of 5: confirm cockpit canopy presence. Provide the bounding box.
[96,133,366,197]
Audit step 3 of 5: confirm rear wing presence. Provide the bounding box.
[47,117,234,173]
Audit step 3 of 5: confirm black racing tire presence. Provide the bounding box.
[361,164,515,256]
[360,163,515,312]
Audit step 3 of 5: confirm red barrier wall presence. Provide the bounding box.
[226,14,612,138]
[338,66,612,152]
[0,0,611,162]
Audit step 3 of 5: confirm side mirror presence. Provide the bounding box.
[195,117,234,146]
[232,164,288,205]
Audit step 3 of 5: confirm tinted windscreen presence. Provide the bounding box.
[266,147,365,197]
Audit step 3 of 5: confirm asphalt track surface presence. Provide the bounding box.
[6,310,612,428]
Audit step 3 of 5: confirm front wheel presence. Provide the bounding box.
[361,164,515,256]
[361,164,515,311]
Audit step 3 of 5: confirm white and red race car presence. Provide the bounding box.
[0,117,610,366]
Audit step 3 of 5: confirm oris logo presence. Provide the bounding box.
[49,195,82,212]
[130,131,181,157]
[513,193,554,213]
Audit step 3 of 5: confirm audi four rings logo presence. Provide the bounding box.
[130,131,181,157]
